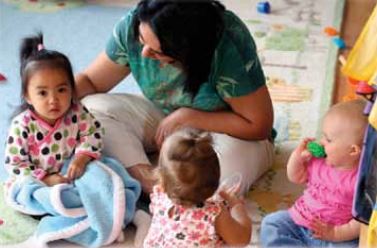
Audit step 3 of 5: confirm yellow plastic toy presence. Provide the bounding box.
[342,4,377,129]
[342,4,377,86]
[368,208,377,248]
[341,6,377,246]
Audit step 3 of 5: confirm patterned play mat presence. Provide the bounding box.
[0,0,345,247]
[0,185,39,245]
[225,0,345,246]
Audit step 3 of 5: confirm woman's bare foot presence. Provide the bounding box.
[127,164,157,194]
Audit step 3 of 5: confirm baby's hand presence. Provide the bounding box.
[67,161,87,181]
[219,190,244,209]
[42,173,69,186]
[218,173,242,196]
[219,190,250,225]
[306,141,326,158]
[309,219,336,241]
[296,138,315,163]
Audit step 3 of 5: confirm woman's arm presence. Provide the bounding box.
[75,51,131,99]
[155,85,273,145]
[223,85,273,140]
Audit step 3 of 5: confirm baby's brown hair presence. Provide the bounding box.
[158,128,220,206]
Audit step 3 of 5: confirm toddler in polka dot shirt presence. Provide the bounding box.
[4,33,104,187]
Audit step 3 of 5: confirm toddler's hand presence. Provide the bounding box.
[309,219,336,241]
[218,173,242,196]
[42,173,69,186]
[296,138,315,163]
[219,190,251,226]
[67,161,87,181]
[219,190,244,209]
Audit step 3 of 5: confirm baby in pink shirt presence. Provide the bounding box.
[260,99,368,247]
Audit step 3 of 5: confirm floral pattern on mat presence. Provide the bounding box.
[224,0,345,144]
[230,0,346,243]
[247,144,305,247]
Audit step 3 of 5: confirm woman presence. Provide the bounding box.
[75,0,275,194]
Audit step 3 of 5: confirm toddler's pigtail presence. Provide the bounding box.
[20,32,43,76]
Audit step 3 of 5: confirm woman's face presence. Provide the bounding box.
[138,22,176,66]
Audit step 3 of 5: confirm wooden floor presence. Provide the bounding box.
[333,0,377,103]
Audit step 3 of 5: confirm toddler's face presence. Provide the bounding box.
[25,68,72,125]
[320,113,358,169]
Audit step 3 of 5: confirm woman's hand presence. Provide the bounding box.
[155,107,196,147]
[42,173,69,186]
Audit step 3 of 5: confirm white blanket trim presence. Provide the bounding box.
[50,183,87,218]
[97,161,126,245]
[37,218,91,245]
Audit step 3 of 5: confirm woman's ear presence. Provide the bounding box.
[350,144,362,156]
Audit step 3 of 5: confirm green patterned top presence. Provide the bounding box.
[106,8,265,114]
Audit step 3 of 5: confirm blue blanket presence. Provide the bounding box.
[4,157,141,248]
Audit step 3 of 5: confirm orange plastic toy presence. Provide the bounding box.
[324,26,338,36]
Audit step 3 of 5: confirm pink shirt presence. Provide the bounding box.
[289,158,358,229]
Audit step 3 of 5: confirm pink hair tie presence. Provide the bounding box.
[37,44,44,51]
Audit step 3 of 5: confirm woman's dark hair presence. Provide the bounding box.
[133,0,225,97]
[15,32,75,116]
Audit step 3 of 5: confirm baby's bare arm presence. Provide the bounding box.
[215,191,252,245]
[287,138,314,184]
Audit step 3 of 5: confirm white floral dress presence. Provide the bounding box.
[144,186,224,248]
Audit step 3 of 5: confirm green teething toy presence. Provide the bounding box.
[307,141,326,158]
